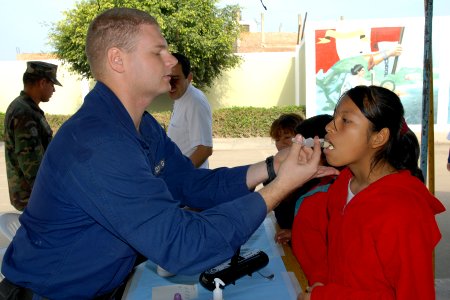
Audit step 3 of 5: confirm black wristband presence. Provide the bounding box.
[263,155,276,185]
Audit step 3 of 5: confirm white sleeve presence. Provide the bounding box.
[187,95,213,149]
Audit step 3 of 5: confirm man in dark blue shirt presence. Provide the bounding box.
[0,8,336,300]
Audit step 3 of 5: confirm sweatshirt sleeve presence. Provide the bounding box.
[371,191,440,300]
[292,192,329,285]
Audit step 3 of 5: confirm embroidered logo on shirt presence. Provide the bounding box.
[154,160,165,176]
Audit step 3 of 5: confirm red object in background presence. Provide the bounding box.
[315,27,403,73]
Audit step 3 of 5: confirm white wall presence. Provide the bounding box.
[0,59,87,115]
[0,52,302,115]
[206,52,299,110]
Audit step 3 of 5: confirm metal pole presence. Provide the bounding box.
[420,0,434,195]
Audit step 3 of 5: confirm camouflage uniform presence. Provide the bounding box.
[4,92,53,210]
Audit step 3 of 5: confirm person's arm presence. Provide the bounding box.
[11,114,46,184]
[186,91,213,168]
[75,136,268,275]
[164,132,337,210]
[366,44,402,70]
[189,144,212,167]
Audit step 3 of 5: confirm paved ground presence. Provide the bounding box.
[0,136,449,297]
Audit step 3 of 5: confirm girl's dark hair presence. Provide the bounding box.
[339,85,423,181]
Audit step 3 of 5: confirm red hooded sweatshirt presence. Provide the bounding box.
[292,167,446,300]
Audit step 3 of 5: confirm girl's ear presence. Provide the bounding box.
[371,127,390,149]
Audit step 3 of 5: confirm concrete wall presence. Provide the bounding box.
[204,52,300,110]
[0,52,302,114]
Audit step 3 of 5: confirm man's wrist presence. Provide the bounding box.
[263,155,276,185]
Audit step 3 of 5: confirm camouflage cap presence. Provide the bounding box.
[25,61,62,86]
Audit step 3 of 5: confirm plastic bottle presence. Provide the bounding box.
[213,278,225,300]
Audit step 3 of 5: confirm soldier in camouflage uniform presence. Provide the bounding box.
[4,61,62,211]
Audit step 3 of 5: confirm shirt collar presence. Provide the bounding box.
[19,91,44,115]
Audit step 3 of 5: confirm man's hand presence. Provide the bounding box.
[275,135,330,188]
[279,135,318,182]
[246,135,338,200]
[273,137,338,180]
[259,136,325,211]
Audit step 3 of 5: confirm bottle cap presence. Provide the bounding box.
[213,278,225,300]
[173,293,182,300]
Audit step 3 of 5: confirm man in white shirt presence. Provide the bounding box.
[168,53,213,168]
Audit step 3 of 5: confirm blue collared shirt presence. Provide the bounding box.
[2,82,267,299]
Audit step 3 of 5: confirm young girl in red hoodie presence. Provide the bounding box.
[292,85,445,300]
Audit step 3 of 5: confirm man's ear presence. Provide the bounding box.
[38,78,48,88]
[187,72,193,83]
[107,48,125,73]
[371,127,390,149]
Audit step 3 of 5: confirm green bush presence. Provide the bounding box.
[0,106,305,140]
[212,106,305,137]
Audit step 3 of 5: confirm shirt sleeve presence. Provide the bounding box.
[372,191,439,300]
[71,138,267,275]
[159,120,251,209]
[186,96,213,148]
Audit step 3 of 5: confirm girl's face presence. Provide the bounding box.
[275,130,295,151]
[324,96,376,169]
